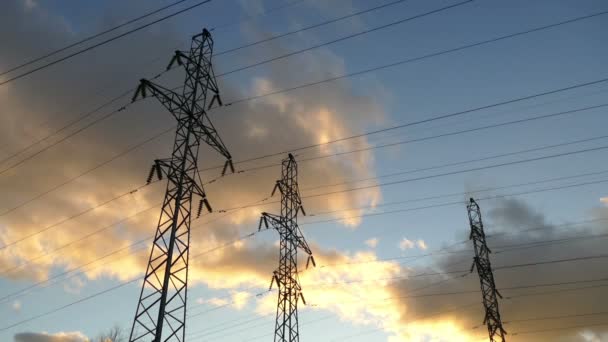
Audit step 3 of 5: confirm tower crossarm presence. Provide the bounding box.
[259,213,314,260]
[189,101,233,163]
[132,79,188,120]
[132,79,233,174]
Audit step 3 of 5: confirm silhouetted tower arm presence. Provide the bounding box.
[467,198,507,342]
[258,154,315,342]
[133,79,233,172]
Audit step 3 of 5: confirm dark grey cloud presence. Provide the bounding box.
[387,197,608,341]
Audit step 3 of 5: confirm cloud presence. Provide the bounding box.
[398,238,426,251]
[399,238,415,250]
[14,331,89,342]
[0,0,385,287]
[365,237,379,248]
[0,5,397,340]
[383,198,608,341]
[416,240,427,250]
[4,1,604,341]
[12,300,21,312]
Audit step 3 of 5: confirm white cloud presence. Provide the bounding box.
[63,276,86,294]
[416,239,428,250]
[365,237,379,248]
[12,300,21,312]
[399,238,414,250]
[399,238,427,251]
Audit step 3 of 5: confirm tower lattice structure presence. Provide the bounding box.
[467,198,507,342]
[259,153,315,342]
[128,28,233,342]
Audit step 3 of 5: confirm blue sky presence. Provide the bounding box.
[0,0,607,341]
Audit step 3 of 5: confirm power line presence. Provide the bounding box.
[0,197,270,305]
[2,148,605,273]
[216,0,474,77]
[304,252,608,288]
[300,178,608,227]
[2,141,605,261]
[329,301,480,341]
[313,221,608,270]
[0,102,132,176]
[0,230,258,332]
[219,161,608,213]
[6,9,607,181]
[0,201,161,276]
[208,275,608,341]
[3,239,605,331]
[3,99,605,224]
[299,104,608,191]
[329,282,608,341]
[222,11,608,106]
[187,273,608,338]
[0,184,159,251]
[210,0,309,32]
[9,162,606,279]
[189,241,608,326]
[210,75,608,173]
[3,33,607,182]
[0,0,191,76]
[0,171,266,276]
[299,145,608,203]
[0,0,313,168]
[504,311,608,324]
[0,0,464,173]
[215,0,412,56]
[0,0,213,86]
[0,88,134,167]
[0,126,174,216]
[217,6,608,79]
[1,211,598,313]
[4,95,604,233]
[229,105,608,176]
[306,169,608,217]
[511,322,608,336]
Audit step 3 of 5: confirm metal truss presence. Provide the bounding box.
[128,28,233,342]
[467,198,507,342]
[259,153,315,342]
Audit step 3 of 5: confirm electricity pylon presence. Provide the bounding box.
[259,153,316,342]
[467,198,507,342]
[128,28,233,342]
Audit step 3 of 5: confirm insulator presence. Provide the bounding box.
[203,198,212,213]
[146,165,156,184]
[197,199,203,218]
[155,162,163,180]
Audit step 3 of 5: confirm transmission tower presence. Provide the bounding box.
[467,198,507,342]
[259,153,316,342]
[128,28,233,342]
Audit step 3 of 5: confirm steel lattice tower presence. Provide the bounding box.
[128,28,233,342]
[467,198,507,342]
[259,153,315,342]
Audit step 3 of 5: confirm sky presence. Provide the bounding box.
[0,0,607,341]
